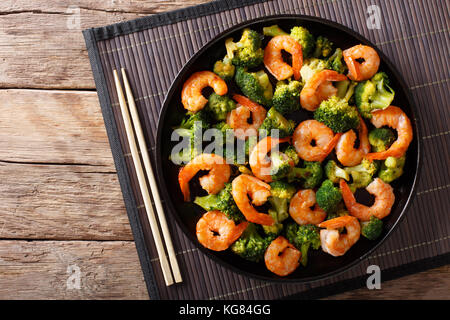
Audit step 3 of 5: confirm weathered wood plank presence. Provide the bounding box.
[0,0,210,89]
[0,240,147,299]
[0,89,114,167]
[0,162,132,240]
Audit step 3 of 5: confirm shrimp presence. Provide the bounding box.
[196,211,249,251]
[226,94,267,140]
[264,35,303,81]
[340,178,395,221]
[300,70,348,111]
[289,189,327,225]
[343,44,380,81]
[293,120,343,162]
[181,71,228,112]
[366,106,413,160]
[318,215,361,257]
[249,136,292,183]
[231,174,274,225]
[264,236,301,276]
[336,116,370,166]
[178,153,231,201]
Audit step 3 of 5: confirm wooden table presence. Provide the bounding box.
[0,0,447,300]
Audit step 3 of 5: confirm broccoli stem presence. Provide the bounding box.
[263,25,288,37]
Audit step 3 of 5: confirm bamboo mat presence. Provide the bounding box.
[83,0,450,299]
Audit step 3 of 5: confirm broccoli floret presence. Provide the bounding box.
[205,93,236,121]
[313,36,333,58]
[259,107,296,138]
[272,80,303,115]
[225,28,264,68]
[314,96,360,133]
[300,58,328,84]
[326,48,346,74]
[263,24,288,37]
[285,223,321,266]
[326,204,349,220]
[213,56,235,81]
[262,209,285,236]
[283,145,300,166]
[344,159,379,192]
[287,161,323,188]
[290,26,315,58]
[355,72,395,119]
[269,151,293,181]
[267,180,296,220]
[368,128,396,152]
[316,179,343,213]
[361,216,383,240]
[378,156,406,183]
[194,183,244,222]
[324,160,350,184]
[235,67,273,107]
[231,223,275,262]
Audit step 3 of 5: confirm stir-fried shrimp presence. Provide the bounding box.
[249,136,292,182]
[300,70,348,111]
[366,106,413,160]
[264,236,301,276]
[343,44,380,81]
[181,71,228,112]
[226,94,267,140]
[264,35,303,81]
[231,174,274,225]
[336,116,370,166]
[289,189,327,225]
[340,178,395,221]
[318,215,361,257]
[293,120,343,162]
[196,210,249,251]
[178,153,231,201]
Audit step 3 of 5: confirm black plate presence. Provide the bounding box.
[155,15,421,283]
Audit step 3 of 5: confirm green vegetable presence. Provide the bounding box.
[361,216,383,240]
[194,183,244,222]
[325,48,346,74]
[345,159,379,192]
[378,156,406,183]
[272,80,303,115]
[355,72,395,119]
[313,36,333,58]
[213,122,236,163]
[368,128,396,152]
[259,107,296,138]
[290,26,315,58]
[225,28,264,68]
[206,93,236,121]
[269,151,293,181]
[231,223,275,262]
[324,160,350,184]
[316,179,343,213]
[314,95,360,133]
[234,67,273,107]
[326,204,349,220]
[285,223,321,266]
[263,181,296,236]
[213,56,235,81]
[263,24,288,37]
[287,161,323,189]
[300,58,327,83]
[283,145,300,166]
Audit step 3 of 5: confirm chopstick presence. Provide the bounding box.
[113,69,182,286]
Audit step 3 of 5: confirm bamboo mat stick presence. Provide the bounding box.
[113,69,174,286]
[120,68,182,283]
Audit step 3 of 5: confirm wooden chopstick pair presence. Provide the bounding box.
[113,68,182,286]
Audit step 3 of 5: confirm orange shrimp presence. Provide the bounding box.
[300,70,348,111]
[366,106,413,160]
[293,120,343,162]
[181,71,228,112]
[289,189,326,225]
[336,116,370,166]
[226,94,267,140]
[340,178,395,221]
[249,136,292,182]
[343,44,380,81]
[264,35,303,81]
[318,215,361,257]
[196,211,249,251]
[231,174,274,225]
[178,153,231,201]
[264,236,301,276]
